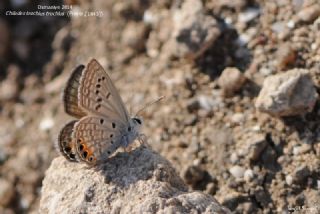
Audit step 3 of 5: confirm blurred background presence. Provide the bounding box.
[0,0,319,213]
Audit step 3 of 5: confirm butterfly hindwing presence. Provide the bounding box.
[63,65,87,118]
[57,120,79,162]
[78,59,130,123]
[72,116,125,165]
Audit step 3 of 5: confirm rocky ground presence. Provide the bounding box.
[0,0,319,213]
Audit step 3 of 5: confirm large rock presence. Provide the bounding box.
[255,69,318,117]
[40,147,230,213]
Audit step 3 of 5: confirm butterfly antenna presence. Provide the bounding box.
[135,96,165,117]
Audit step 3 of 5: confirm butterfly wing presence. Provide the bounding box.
[78,59,130,124]
[72,116,125,165]
[63,65,87,118]
[57,120,79,162]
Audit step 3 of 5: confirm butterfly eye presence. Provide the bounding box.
[133,118,142,125]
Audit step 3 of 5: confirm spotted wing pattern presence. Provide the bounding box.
[72,116,125,165]
[63,65,87,118]
[78,59,130,123]
[57,120,79,162]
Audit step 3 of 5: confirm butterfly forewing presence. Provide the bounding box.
[72,116,125,165]
[57,120,79,162]
[63,65,87,118]
[78,59,130,124]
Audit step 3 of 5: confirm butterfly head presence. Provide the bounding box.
[132,117,143,129]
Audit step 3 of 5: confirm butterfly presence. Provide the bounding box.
[56,59,152,166]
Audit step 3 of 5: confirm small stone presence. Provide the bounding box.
[121,22,149,51]
[247,134,267,161]
[230,153,239,164]
[297,4,320,23]
[231,113,245,124]
[238,7,260,23]
[255,69,318,117]
[218,67,246,97]
[183,115,198,126]
[0,179,14,206]
[276,43,297,70]
[229,165,245,179]
[39,117,54,131]
[244,169,254,182]
[183,165,205,186]
[286,175,293,185]
[293,165,310,184]
[171,0,221,59]
[292,144,312,155]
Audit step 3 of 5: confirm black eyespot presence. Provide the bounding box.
[102,76,105,80]
[79,144,84,151]
[100,119,104,124]
[83,151,88,158]
[97,97,102,102]
[110,134,113,138]
[95,104,101,110]
[62,141,67,146]
[98,78,101,82]
[96,84,101,88]
[107,151,111,155]
[111,141,114,144]
[128,126,131,132]
[69,154,76,159]
[112,122,116,128]
[133,118,142,125]
[77,139,82,143]
[95,90,99,94]
[88,157,93,162]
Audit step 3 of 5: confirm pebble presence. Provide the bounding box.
[238,7,261,23]
[244,169,254,182]
[293,165,310,184]
[255,69,318,117]
[0,179,14,206]
[292,144,312,155]
[230,153,239,164]
[121,22,149,51]
[297,4,320,23]
[247,134,267,161]
[218,67,246,97]
[183,165,205,185]
[39,117,55,131]
[276,43,297,70]
[286,175,293,185]
[229,165,245,179]
[231,113,245,124]
[171,0,221,59]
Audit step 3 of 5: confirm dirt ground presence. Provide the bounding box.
[0,0,319,213]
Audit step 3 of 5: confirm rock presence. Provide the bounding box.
[183,165,205,186]
[218,67,246,97]
[255,69,318,117]
[292,144,312,155]
[229,166,245,179]
[297,4,320,23]
[247,134,267,161]
[243,169,254,182]
[40,147,230,213]
[276,43,297,70]
[171,0,221,59]
[292,165,310,184]
[0,178,14,206]
[121,21,149,51]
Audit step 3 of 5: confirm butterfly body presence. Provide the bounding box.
[57,59,144,166]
